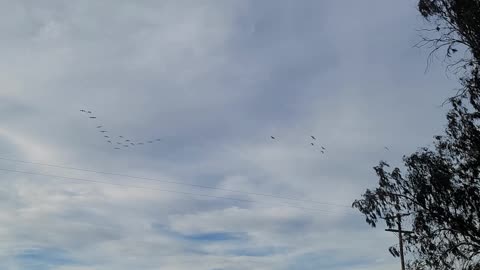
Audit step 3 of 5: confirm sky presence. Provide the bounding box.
[0,0,461,269]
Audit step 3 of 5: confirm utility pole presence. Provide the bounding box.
[385,214,413,270]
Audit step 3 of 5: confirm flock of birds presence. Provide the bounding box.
[80,109,161,150]
[81,109,390,154]
[270,135,326,154]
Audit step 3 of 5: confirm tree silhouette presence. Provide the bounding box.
[353,1,480,269]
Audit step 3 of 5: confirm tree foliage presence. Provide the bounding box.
[417,0,479,67]
[353,1,480,269]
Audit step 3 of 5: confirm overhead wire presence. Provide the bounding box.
[0,156,352,208]
[0,167,359,216]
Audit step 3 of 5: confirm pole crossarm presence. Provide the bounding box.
[385,229,413,234]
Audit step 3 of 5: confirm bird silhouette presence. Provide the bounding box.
[100,131,107,133]
[107,140,112,143]
[104,136,109,138]
[89,116,96,119]
[384,147,390,151]
[321,150,325,154]
[311,143,314,146]
[119,136,123,138]
[87,111,92,114]
[125,139,130,142]
[271,136,275,140]
[311,136,316,140]
[130,143,135,146]
[321,146,326,150]
[80,109,86,112]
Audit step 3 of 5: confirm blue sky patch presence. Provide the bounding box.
[152,223,246,243]
[183,232,245,242]
[228,246,288,257]
[15,248,76,270]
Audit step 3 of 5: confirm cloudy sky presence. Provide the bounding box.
[0,0,460,269]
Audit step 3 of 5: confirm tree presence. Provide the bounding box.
[417,0,479,62]
[353,1,480,269]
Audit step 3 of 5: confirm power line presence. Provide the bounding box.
[0,156,352,209]
[0,167,358,216]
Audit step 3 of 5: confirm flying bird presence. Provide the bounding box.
[80,109,86,112]
[100,130,107,133]
[125,139,130,142]
[119,136,123,138]
[321,146,326,150]
[104,136,109,138]
[384,147,390,151]
[89,117,96,119]
[311,136,316,140]
[321,150,325,154]
[270,136,275,140]
[130,143,135,146]
[87,111,92,114]
[311,142,314,146]
[107,140,112,143]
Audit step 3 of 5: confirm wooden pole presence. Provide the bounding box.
[398,214,405,270]
[385,214,412,270]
